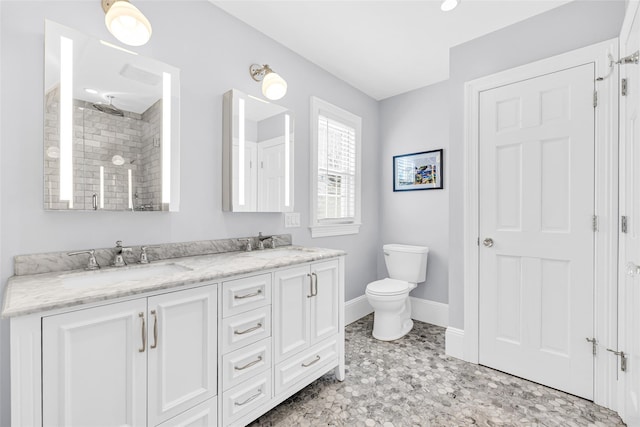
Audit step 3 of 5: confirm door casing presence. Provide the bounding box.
[617,1,640,422]
[461,39,620,410]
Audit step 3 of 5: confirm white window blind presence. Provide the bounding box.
[317,114,356,222]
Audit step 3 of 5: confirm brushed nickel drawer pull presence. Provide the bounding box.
[138,312,146,353]
[301,355,321,367]
[234,289,262,300]
[150,310,158,349]
[234,323,262,335]
[234,390,262,406]
[311,272,318,296]
[234,356,263,371]
[306,273,313,298]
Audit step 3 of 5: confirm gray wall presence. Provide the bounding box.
[379,81,449,303]
[0,1,380,423]
[447,0,626,328]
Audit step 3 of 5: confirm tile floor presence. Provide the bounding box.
[249,315,625,426]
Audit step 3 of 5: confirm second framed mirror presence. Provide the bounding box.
[222,89,294,212]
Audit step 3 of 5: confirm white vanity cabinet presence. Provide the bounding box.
[274,260,340,363]
[273,259,344,396]
[8,251,345,427]
[40,284,218,427]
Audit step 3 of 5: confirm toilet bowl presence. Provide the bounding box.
[365,244,429,341]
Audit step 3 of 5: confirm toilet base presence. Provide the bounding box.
[369,295,414,341]
[372,318,413,341]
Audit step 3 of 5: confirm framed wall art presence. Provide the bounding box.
[393,149,443,191]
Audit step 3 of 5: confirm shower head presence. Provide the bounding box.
[92,95,124,117]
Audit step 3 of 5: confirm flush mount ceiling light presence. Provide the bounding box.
[250,64,288,100]
[102,0,152,46]
[441,0,460,12]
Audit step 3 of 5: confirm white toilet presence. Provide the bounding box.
[365,244,429,341]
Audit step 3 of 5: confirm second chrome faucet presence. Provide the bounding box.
[113,240,133,267]
[238,233,277,252]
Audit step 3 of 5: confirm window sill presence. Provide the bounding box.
[310,223,361,238]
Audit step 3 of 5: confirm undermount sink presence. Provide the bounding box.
[60,263,192,288]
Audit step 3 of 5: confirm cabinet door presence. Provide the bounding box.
[147,285,218,427]
[274,265,312,362]
[42,299,148,427]
[310,260,340,344]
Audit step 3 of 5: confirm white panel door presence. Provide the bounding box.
[478,64,595,399]
[274,265,311,362]
[42,299,147,427]
[232,140,257,211]
[258,137,285,211]
[620,3,640,424]
[310,260,340,344]
[147,285,217,427]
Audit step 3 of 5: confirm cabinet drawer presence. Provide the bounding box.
[274,336,338,396]
[222,370,272,426]
[222,338,272,391]
[155,396,217,427]
[221,306,271,353]
[222,274,271,318]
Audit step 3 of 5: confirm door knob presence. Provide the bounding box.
[626,262,640,277]
[483,238,494,248]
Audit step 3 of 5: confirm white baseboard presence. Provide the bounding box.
[345,295,373,325]
[410,297,448,328]
[445,327,465,360]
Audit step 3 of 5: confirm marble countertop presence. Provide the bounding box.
[2,246,345,318]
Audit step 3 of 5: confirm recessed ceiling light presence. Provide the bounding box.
[85,88,99,94]
[441,0,460,12]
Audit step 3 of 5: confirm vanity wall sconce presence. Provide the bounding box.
[249,64,288,101]
[102,0,152,46]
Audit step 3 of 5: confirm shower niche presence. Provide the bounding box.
[43,20,180,211]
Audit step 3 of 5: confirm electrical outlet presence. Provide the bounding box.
[284,212,300,228]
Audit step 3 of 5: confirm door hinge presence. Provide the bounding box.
[593,90,598,107]
[622,78,628,96]
[586,337,597,356]
[477,237,480,246]
[607,349,627,371]
[622,215,628,233]
[592,215,599,232]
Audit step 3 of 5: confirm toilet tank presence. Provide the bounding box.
[383,244,429,284]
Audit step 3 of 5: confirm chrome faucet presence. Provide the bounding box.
[113,240,133,267]
[239,239,252,252]
[257,232,273,250]
[68,249,100,270]
[138,245,159,264]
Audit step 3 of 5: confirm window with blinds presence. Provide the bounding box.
[317,115,356,222]
[310,97,361,237]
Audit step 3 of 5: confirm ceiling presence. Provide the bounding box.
[45,21,171,115]
[211,0,574,100]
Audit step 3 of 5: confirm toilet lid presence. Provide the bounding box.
[367,278,410,296]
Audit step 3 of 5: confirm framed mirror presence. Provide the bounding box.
[222,89,294,212]
[44,20,180,211]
